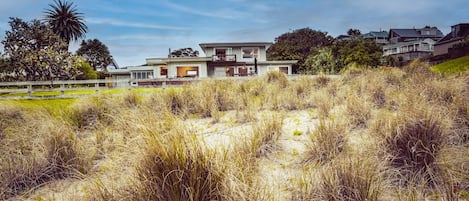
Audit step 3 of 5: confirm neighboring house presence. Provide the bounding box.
[108,42,297,86]
[434,23,469,57]
[361,31,388,45]
[383,26,444,62]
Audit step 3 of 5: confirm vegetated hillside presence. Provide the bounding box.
[1,61,468,201]
[432,55,469,73]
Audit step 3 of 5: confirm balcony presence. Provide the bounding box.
[212,54,236,62]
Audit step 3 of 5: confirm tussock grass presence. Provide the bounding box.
[243,115,284,158]
[1,62,468,200]
[134,119,227,201]
[345,94,371,128]
[315,158,383,201]
[304,119,346,164]
[377,106,448,185]
[0,109,90,200]
[265,70,289,88]
[67,95,118,130]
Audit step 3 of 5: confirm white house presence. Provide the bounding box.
[108,42,297,86]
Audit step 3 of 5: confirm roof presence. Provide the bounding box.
[145,57,212,65]
[436,23,469,45]
[362,31,388,38]
[389,27,444,38]
[199,42,273,49]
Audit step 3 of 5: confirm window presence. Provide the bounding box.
[132,71,153,80]
[242,48,259,59]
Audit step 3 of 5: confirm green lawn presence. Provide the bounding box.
[0,88,166,116]
[431,56,469,73]
[0,87,165,97]
[1,98,77,117]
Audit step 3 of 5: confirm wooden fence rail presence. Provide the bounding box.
[0,75,340,99]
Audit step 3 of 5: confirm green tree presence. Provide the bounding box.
[304,47,335,74]
[75,60,97,80]
[267,28,333,73]
[76,39,112,71]
[1,18,81,81]
[331,37,382,71]
[44,0,87,48]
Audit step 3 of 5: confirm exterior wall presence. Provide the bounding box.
[257,65,292,76]
[434,40,462,56]
[383,39,436,56]
[206,46,268,62]
[111,75,130,87]
[167,62,208,78]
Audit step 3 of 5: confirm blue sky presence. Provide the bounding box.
[0,0,468,67]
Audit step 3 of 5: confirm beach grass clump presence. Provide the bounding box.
[0,110,90,200]
[304,119,346,164]
[132,116,227,201]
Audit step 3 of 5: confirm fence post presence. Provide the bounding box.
[27,84,32,97]
[60,84,65,96]
[95,81,99,94]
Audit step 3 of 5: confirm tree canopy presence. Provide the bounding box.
[170,48,199,58]
[331,37,383,71]
[267,28,333,73]
[76,39,112,71]
[1,18,82,81]
[44,0,87,47]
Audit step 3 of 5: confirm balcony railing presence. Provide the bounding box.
[212,54,236,62]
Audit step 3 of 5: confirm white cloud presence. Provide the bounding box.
[86,17,190,30]
[160,1,245,20]
[105,34,182,41]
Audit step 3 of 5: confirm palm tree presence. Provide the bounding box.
[44,0,87,48]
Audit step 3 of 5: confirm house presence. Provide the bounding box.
[433,23,469,57]
[383,26,444,62]
[108,42,297,86]
[361,31,388,45]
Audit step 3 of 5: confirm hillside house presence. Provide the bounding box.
[108,42,297,86]
[362,31,389,45]
[434,23,469,57]
[383,26,444,62]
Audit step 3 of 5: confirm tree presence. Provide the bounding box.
[2,18,81,81]
[170,47,199,57]
[331,37,382,71]
[347,28,362,36]
[304,47,335,74]
[44,0,87,48]
[76,39,112,71]
[75,60,97,80]
[267,28,333,73]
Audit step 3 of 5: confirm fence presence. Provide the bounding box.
[0,75,340,99]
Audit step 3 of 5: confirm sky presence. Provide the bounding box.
[0,0,468,67]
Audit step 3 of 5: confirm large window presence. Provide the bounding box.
[242,47,259,59]
[132,71,153,80]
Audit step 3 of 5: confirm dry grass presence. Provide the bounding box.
[1,63,468,200]
[304,119,346,164]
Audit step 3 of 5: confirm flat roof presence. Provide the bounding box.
[199,42,273,49]
[146,57,212,64]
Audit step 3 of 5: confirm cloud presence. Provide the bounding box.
[105,34,186,41]
[86,17,190,30]
[160,1,245,20]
